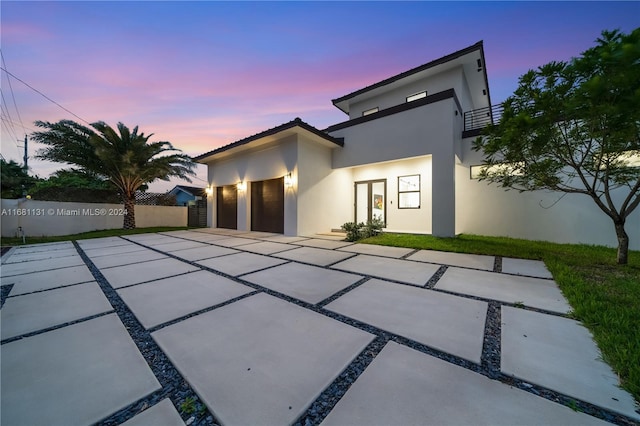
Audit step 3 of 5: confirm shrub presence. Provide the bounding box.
[342,217,385,241]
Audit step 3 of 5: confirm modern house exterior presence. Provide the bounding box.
[195,41,639,250]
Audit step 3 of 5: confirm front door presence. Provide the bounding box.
[355,180,386,224]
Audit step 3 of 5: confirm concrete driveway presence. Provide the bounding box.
[1,229,638,426]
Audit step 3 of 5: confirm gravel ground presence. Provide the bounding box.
[2,236,635,425]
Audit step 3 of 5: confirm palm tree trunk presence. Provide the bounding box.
[123,195,136,229]
[614,220,629,265]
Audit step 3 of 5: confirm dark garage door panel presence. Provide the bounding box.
[217,185,237,229]
[251,177,284,234]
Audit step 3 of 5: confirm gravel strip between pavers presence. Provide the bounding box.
[1,283,13,308]
[73,242,219,426]
[124,234,638,426]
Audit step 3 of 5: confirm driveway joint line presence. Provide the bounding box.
[105,233,630,424]
[111,269,203,291]
[4,280,95,299]
[294,336,390,425]
[1,283,13,307]
[480,301,501,378]
[493,255,502,272]
[146,290,261,333]
[73,241,219,425]
[400,248,420,259]
[0,310,115,345]
[0,263,85,278]
[424,265,448,288]
[316,277,371,308]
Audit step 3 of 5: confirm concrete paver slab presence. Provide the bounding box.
[242,262,362,304]
[331,255,439,286]
[295,238,354,249]
[195,228,247,235]
[120,399,184,426]
[1,314,161,426]
[502,257,553,279]
[237,241,295,255]
[172,232,233,242]
[236,231,278,239]
[1,282,113,339]
[210,237,259,248]
[82,244,148,258]
[3,247,78,264]
[274,246,355,266]
[325,279,487,363]
[0,264,95,295]
[91,250,169,269]
[152,293,374,426]
[0,255,84,277]
[501,307,640,420]
[408,249,495,271]
[118,270,253,329]
[435,267,570,313]
[260,235,310,243]
[338,244,415,258]
[149,240,210,252]
[197,252,288,276]
[78,237,132,249]
[6,241,73,254]
[322,341,608,426]
[101,258,199,288]
[170,245,238,261]
[123,234,178,243]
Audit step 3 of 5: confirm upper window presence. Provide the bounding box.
[362,107,379,116]
[406,91,427,102]
[398,175,420,209]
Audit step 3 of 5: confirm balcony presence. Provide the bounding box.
[462,104,503,138]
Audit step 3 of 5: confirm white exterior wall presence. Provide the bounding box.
[348,67,468,118]
[330,98,458,237]
[296,138,352,235]
[206,137,298,234]
[351,156,433,234]
[455,138,640,249]
[1,199,187,237]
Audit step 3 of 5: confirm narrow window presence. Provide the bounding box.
[406,91,427,102]
[362,107,379,116]
[398,175,420,208]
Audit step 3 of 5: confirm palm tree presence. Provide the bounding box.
[32,120,195,229]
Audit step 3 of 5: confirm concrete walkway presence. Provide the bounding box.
[1,230,638,426]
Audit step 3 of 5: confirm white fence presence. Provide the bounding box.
[1,199,187,237]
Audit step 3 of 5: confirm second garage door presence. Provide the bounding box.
[251,177,284,234]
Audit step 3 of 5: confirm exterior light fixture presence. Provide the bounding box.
[284,172,293,188]
[237,181,246,191]
[205,185,213,195]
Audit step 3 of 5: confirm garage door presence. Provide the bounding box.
[251,177,284,233]
[216,185,237,229]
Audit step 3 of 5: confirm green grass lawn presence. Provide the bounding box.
[0,226,190,247]
[361,233,640,402]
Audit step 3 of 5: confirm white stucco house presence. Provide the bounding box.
[195,41,639,250]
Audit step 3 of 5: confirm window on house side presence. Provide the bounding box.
[398,175,420,209]
[406,91,427,102]
[470,163,524,179]
[362,107,379,116]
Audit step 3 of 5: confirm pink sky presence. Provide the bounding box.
[1,1,637,192]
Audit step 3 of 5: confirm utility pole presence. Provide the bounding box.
[23,135,28,171]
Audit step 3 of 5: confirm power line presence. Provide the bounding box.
[0,66,91,125]
[0,51,26,137]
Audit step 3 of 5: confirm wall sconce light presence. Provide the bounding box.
[205,185,213,196]
[284,172,293,188]
[237,181,246,191]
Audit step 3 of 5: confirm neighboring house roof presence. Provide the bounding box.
[331,41,489,115]
[169,185,207,198]
[193,118,343,164]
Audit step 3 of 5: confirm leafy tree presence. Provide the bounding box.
[473,29,640,265]
[33,169,113,191]
[32,120,195,229]
[1,159,39,199]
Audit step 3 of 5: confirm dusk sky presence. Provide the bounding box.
[1,1,638,192]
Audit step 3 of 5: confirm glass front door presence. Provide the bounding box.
[355,180,386,224]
